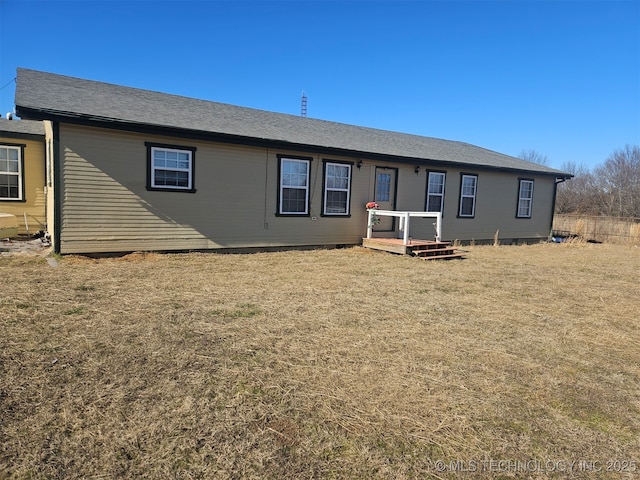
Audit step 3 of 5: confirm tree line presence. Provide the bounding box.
[521,145,640,218]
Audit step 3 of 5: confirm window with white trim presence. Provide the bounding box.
[279,157,310,215]
[426,171,445,212]
[0,145,23,200]
[146,143,196,192]
[323,161,351,215]
[458,174,477,217]
[517,179,534,218]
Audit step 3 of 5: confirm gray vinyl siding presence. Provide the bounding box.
[57,124,556,254]
[57,125,369,254]
[445,171,554,242]
[406,169,555,243]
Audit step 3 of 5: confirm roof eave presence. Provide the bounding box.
[0,129,45,141]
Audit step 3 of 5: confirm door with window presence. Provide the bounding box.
[373,167,397,231]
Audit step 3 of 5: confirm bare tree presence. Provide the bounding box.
[593,145,640,217]
[555,145,640,217]
[518,149,550,166]
[555,161,595,214]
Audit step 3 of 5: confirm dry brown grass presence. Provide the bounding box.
[1,243,639,479]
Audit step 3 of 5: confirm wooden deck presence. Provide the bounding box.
[362,237,465,260]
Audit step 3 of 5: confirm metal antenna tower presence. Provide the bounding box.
[301,91,307,117]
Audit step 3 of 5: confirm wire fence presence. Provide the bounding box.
[552,214,640,244]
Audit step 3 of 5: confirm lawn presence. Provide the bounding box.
[1,243,638,479]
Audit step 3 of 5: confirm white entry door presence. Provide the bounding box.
[373,167,397,231]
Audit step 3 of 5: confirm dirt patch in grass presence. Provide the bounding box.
[1,243,639,478]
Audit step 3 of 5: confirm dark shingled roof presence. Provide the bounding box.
[14,68,568,176]
[0,117,45,136]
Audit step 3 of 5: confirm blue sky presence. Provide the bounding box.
[1,0,638,171]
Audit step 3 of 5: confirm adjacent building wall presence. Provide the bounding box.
[44,121,55,247]
[0,129,46,235]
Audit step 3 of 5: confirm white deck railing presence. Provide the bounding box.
[366,210,442,244]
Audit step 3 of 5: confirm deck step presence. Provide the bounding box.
[417,252,465,260]
[412,244,465,260]
[412,247,457,256]
[411,241,451,249]
[362,237,466,260]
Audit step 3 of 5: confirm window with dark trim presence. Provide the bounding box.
[322,160,352,216]
[145,142,196,192]
[278,156,311,215]
[458,173,477,218]
[517,179,534,218]
[426,171,446,213]
[0,144,25,201]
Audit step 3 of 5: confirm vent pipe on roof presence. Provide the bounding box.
[5,112,13,120]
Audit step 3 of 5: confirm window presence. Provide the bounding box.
[458,174,477,217]
[517,179,534,218]
[278,156,310,215]
[426,171,446,212]
[0,145,23,201]
[146,142,196,192]
[323,161,352,215]
[376,172,392,202]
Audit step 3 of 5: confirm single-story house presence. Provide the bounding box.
[13,67,571,255]
[0,117,47,236]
